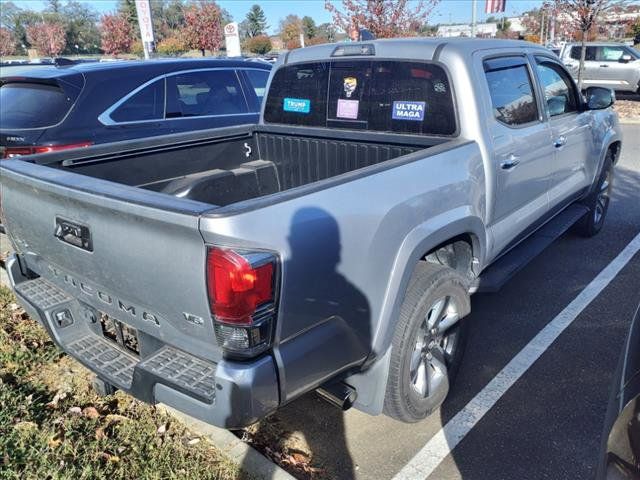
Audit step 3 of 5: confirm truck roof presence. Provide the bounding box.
[283,37,546,65]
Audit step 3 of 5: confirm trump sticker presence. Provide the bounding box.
[392,101,426,121]
[283,98,311,114]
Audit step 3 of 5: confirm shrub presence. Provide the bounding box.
[245,34,272,55]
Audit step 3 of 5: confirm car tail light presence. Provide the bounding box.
[3,141,93,158]
[207,247,279,358]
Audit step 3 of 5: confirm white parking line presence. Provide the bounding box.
[394,231,640,480]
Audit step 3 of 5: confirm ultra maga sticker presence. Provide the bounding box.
[336,99,359,119]
[283,98,311,113]
[392,101,426,121]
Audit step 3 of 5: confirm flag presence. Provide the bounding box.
[485,0,506,14]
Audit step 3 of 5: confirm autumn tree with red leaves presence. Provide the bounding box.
[325,0,439,38]
[100,13,133,56]
[0,27,15,57]
[26,22,66,57]
[181,1,223,56]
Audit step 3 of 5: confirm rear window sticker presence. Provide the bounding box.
[434,81,446,93]
[392,101,426,121]
[343,77,357,98]
[283,97,311,113]
[337,99,359,119]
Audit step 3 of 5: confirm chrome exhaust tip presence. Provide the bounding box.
[316,381,357,411]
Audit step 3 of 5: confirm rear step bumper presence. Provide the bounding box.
[6,254,279,429]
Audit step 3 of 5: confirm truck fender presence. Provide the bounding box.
[588,115,622,196]
[346,209,486,415]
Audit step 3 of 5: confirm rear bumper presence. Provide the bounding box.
[5,254,279,429]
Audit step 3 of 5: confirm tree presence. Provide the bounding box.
[45,0,62,14]
[0,27,15,56]
[551,0,627,89]
[317,22,337,42]
[101,13,133,56]
[26,22,66,57]
[325,0,440,38]
[1,2,45,54]
[245,4,268,37]
[279,14,303,49]
[181,1,223,56]
[245,34,272,54]
[302,16,317,39]
[61,1,101,54]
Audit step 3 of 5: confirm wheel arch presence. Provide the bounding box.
[346,213,486,415]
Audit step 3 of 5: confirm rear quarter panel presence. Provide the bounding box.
[199,141,487,403]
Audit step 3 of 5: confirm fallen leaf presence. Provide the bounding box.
[187,438,200,446]
[48,435,63,449]
[46,391,68,408]
[156,423,167,435]
[68,407,82,415]
[82,407,100,420]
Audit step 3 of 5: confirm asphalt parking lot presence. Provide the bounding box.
[240,123,640,480]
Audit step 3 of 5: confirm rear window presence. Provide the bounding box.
[264,60,456,136]
[0,83,76,129]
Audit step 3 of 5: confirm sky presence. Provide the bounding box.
[9,0,547,34]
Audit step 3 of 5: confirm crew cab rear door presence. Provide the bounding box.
[0,159,222,362]
[480,53,555,254]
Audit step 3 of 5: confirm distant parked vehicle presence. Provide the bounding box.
[0,58,271,158]
[598,302,640,479]
[559,42,640,93]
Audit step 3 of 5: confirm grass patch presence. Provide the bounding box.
[0,286,243,480]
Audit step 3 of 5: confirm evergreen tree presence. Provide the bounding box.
[302,15,316,38]
[245,4,268,37]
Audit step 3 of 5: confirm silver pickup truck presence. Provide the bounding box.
[1,39,622,428]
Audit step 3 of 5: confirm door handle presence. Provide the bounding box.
[599,64,609,67]
[554,136,567,148]
[500,154,520,170]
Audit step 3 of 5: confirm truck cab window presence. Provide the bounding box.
[534,59,578,117]
[264,60,456,136]
[484,57,539,126]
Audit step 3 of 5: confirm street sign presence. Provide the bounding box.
[224,22,241,57]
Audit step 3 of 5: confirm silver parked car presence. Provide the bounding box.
[560,42,640,93]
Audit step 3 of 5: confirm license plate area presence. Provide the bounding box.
[99,313,140,356]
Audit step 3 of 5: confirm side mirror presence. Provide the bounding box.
[585,86,615,110]
[619,54,632,63]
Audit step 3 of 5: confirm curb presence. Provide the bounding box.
[619,118,640,125]
[159,405,295,480]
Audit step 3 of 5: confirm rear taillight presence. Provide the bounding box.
[207,247,279,358]
[3,141,93,158]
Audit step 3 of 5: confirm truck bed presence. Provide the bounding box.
[35,125,446,208]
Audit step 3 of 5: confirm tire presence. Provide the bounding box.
[576,150,614,238]
[383,262,471,423]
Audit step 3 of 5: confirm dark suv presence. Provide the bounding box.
[0,58,271,158]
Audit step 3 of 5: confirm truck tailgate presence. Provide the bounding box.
[1,159,222,362]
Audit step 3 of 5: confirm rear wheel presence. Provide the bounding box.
[576,151,614,237]
[384,263,470,423]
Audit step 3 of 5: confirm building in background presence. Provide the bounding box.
[437,22,498,38]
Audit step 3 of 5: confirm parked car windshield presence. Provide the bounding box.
[0,82,75,129]
[264,60,457,136]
